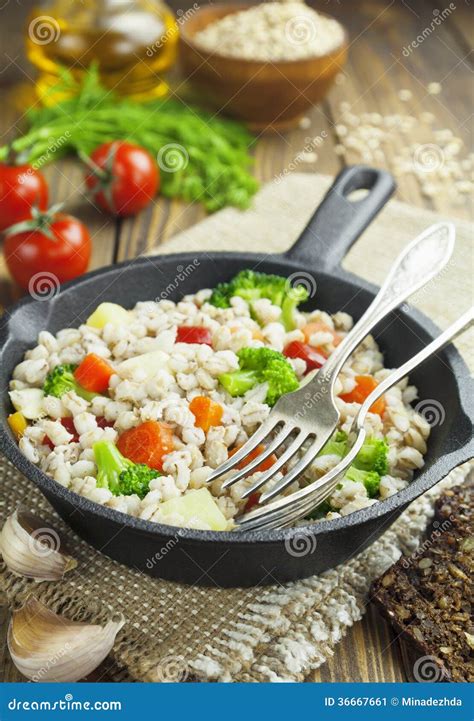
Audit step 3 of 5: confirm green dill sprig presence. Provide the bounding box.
[0,65,258,212]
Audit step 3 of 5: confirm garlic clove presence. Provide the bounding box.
[8,596,125,682]
[0,508,77,581]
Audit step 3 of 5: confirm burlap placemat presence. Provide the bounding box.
[0,173,472,682]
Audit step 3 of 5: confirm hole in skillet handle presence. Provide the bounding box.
[345,187,370,202]
[285,164,396,273]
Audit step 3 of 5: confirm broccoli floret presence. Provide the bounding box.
[116,464,159,498]
[280,284,309,332]
[237,346,285,370]
[345,466,381,498]
[209,270,309,329]
[341,437,389,499]
[43,364,97,402]
[218,347,299,406]
[218,369,258,397]
[262,357,300,406]
[210,270,285,307]
[354,437,389,476]
[93,440,159,499]
[318,430,348,458]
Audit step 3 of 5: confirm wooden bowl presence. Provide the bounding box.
[179,3,348,131]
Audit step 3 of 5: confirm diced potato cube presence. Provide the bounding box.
[118,350,170,380]
[9,389,45,420]
[157,488,228,531]
[86,302,131,329]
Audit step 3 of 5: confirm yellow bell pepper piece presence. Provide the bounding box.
[7,411,28,439]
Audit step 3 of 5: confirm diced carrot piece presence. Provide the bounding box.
[74,353,114,394]
[228,444,278,473]
[117,421,175,471]
[7,412,27,439]
[189,396,223,432]
[303,321,342,347]
[340,375,386,416]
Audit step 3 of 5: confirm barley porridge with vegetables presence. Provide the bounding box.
[8,270,430,531]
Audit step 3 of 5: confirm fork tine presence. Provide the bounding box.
[237,495,308,531]
[259,438,323,503]
[238,476,339,531]
[239,430,309,498]
[206,417,281,483]
[239,496,307,530]
[238,484,312,531]
[220,423,294,489]
[239,498,311,531]
[239,429,368,530]
[252,483,338,530]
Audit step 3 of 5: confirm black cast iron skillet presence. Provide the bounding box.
[0,166,472,588]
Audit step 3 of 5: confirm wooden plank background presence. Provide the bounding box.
[0,0,472,682]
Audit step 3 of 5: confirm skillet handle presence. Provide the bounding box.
[285,165,396,271]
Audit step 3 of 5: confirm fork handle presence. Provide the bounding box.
[320,222,455,386]
[354,306,474,431]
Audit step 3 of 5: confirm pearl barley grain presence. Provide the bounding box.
[332,100,472,207]
[427,82,442,95]
[193,1,345,61]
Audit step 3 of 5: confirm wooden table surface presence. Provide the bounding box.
[0,0,472,683]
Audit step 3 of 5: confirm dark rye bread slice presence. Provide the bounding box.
[371,479,473,682]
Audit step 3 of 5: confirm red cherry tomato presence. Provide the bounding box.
[96,416,115,429]
[283,341,327,373]
[43,416,116,449]
[84,141,159,217]
[244,492,261,512]
[43,417,79,448]
[176,326,212,345]
[3,208,91,291]
[0,164,48,231]
[60,417,78,438]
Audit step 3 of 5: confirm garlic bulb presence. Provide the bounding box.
[0,508,77,581]
[8,597,124,682]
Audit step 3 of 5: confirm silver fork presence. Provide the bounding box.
[206,222,455,504]
[236,306,474,531]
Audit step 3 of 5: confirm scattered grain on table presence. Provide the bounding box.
[333,88,473,204]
